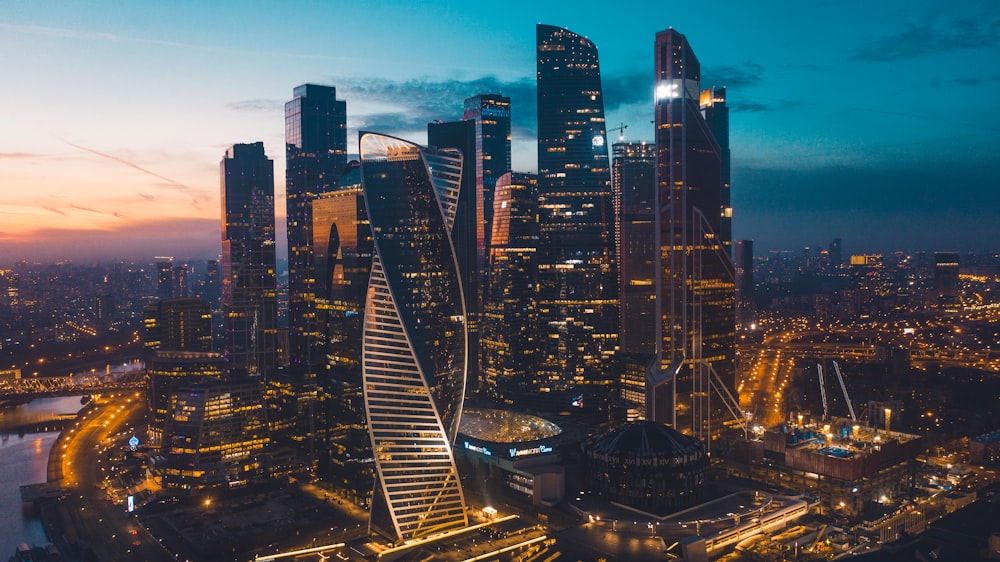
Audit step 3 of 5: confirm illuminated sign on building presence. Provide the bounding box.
[464,441,492,456]
[509,444,553,458]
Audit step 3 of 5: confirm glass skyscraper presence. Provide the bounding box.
[427,119,480,394]
[613,141,657,356]
[481,172,539,404]
[311,181,374,504]
[535,24,619,412]
[285,84,347,381]
[359,132,468,542]
[221,142,278,380]
[654,29,736,439]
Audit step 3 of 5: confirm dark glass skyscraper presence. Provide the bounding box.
[535,24,618,412]
[613,141,657,356]
[311,181,373,503]
[462,94,512,260]
[481,172,538,404]
[654,29,735,439]
[427,119,480,393]
[285,84,347,381]
[360,132,468,542]
[701,87,731,255]
[221,142,278,380]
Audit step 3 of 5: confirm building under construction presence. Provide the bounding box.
[730,416,922,517]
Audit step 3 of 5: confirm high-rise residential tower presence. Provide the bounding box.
[734,240,754,329]
[535,24,619,412]
[221,142,278,380]
[481,172,539,404]
[359,132,468,542]
[285,84,347,381]
[613,141,657,356]
[654,28,736,440]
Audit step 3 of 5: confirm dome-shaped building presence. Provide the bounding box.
[582,421,709,513]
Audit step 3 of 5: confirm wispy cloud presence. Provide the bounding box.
[137,192,155,201]
[226,99,284,112]
[704,62,765,89]
[69,204,102,214]
[61,139,201,193]
[0,22,358,61]
[851,15,1000,62]
[40,205,67,216]
[0,152,44,159]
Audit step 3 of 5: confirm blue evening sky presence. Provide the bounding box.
[1,0,998,262]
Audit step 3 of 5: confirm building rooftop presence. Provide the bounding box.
[459,408,562,443]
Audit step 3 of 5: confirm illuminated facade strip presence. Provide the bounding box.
[360,132,468,543]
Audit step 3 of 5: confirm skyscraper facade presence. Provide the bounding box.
[221,142,278,380]
[462,93,512,262]
[285,84,347,381]
[481,172,538,404]
[654,28,736,439]
[359,132,468,542]
[701,87,732,255]
[734,239,754,329]
[613,141,657,356]
[312,182,374,503]
[427,119,480,393]
[535,24,619,412]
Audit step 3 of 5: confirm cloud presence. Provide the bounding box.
[336,69,665,142]
[0,216,222,265]
[61,139,201,193]
[40,206,67,216]
[137,192,155,201]
[730,102,773,113]
[226,99,284,112]
[0,152,43,159]
[703,62,765,89]
[69,204,102,214]
[851,16,1000,62]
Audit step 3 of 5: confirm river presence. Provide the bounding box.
[0,396,87,557]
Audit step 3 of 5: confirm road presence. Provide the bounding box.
[51,391,174,561]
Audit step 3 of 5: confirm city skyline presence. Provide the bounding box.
[2,0,999,263]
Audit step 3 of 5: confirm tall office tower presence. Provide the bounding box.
[462,93,512,260]
[427,119,481,393]
[171,264,188,298]
[221,142,278,380]
[734,240,754,329]
[142,297,212,356]
[481,172,538,404]
[933,252,961,309]
[156,257,174,299]
[654,28,736,440]
[613,141,657,356]
[535,24,619,413]
[146,351,225,449]
[163,379,270,491]
[285,84,347,382]
[829,238,843,268]
[204,259,221,306]
[700,87,731,255]
[312,181,374,503]
[360,132,468,542]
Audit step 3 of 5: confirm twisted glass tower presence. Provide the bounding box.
[359,132,468,542]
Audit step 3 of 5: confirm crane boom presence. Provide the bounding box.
[832,361,857,421]
[817,363,828,420]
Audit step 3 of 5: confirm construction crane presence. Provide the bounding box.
[832,360,857,422]
[817,363,829,420]
[608,122,628,142]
